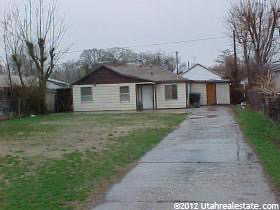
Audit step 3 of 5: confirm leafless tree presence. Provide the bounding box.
[2,12,26,88]
[79,48,178,73]
[137,51,177,72]
[0,62,5,74]
[227,0,280,87]
[256,69,278,96]
[52,60,81,83]
[6,0,67,113]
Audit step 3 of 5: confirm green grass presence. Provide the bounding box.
[0,113,74,139]
[0,112,185,210]
[235,107,280,190]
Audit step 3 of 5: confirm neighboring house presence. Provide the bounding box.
[271,64,280,92]
[0,75,15,115]
[273,69,280,92]
[72,64,188,111]
[46,79,70,112]
[0,75,70,114]
[181,64,231,105]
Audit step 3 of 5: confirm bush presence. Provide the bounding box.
[10,85,45,116]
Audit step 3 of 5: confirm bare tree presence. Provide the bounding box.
[79,48,178,73]
[137,52,177,72]
[52,60,81,83]
[2,12,26,88]
[79,48,137,69]
[0,62,5,74]
[12,0,67,113]
[256,69,278,96]
[227,0,280,87]
[2,29,13,91]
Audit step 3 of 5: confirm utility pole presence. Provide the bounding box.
[176,51,179,75]
[233,30,238,85]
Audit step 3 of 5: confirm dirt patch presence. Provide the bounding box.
[0,114,167,159]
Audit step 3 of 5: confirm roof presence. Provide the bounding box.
[47,78,70,89]
[181,63,229,82]
[0,74,70,89]
[74,64,187,84]
[271,64,280,72]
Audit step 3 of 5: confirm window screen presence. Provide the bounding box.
[165,84,178,100]
[120,86,130,102]
[80,87,93,102]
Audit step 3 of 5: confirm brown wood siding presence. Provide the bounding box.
[0,88,11,112]
[207,83,217,105]
[75,67,146,85]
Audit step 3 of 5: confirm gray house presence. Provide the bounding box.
[0,75,70,116]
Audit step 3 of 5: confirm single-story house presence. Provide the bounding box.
[272,66,280,92]
[181,64,231,105]
[72,64,188,111]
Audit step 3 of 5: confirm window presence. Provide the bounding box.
[80,87,93,102]
[120,86,130,102]
[165,84,178,100]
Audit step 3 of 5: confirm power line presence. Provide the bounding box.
[62,35,228,55]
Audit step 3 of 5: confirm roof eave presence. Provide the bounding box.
[189,80,230,83]
[72,64,155,85]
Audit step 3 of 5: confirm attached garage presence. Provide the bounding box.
[182,64,231,105]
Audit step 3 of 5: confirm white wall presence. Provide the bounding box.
[156,83,187,109]
[73,83,137,111]
[216,83,230,105]
[46,91,56,112]
[190,83,207,105]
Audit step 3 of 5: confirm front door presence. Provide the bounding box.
[207,83,217,105]
[142,86,154,109]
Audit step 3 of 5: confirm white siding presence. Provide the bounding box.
[216,83,230,105]
[191,83,207,105]
[73,83,137,111]
[156,83,187,109]
[46,91,56,112]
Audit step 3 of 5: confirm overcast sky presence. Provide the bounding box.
[0,0,234,67]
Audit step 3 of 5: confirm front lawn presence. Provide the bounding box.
[0,112,186,210]
[235,108,280,191]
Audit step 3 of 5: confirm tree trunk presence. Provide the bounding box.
[243,44,253,88]
[38,79,48,114]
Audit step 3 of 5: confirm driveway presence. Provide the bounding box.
[93,106,278,210]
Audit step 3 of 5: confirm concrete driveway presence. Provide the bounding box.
[93,106,278,210]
